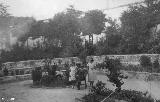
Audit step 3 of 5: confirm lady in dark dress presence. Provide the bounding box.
[76,63,87,90]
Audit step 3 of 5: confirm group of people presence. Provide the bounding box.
[32,57,98,89]
[67,58,97,89]
[32,58,58,86]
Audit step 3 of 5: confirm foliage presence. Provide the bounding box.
[140,55,152,67]
[104,57,126,92]
[94,0,160,55]
[120,0,160,54]
[95,18,122,55]
[153,59,159,68]
[0,3,10,17]
[3,68,8,76]
[2,0,160,63]
[81,10,106,35]
[78,49,87,64]
[113,90,155,102]
[91,80,106,94]
[2,6,107,62]
[17,6,85,58]
[83,87,158,102]
[0,70,3,77]
[152,59,160,72]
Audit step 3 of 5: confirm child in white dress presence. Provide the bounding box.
[87,58,97,87]
[69,62,77,88]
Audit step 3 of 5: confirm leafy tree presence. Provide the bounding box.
[49,6,83,57]
[18,6,84,58]
[0,3,10,64]
[81,10,106,55]
[81,10,106,35]
[120,0,160,54]
[104,57,126,92]
[0,3,10,17]
[95,18,122,55]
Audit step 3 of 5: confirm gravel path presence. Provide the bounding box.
[0,80,89,102]
[1,73,160,102]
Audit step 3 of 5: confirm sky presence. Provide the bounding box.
[0,0,143,20]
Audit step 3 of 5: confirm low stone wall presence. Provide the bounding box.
[2,54,160,71]
[0,74,31,84]
[2,57,81,71]
[88,54,160,66]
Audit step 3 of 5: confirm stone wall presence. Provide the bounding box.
[2,54,160,70]
[0,74,31,84]
[2,57,81,70]
[88,54,160,66]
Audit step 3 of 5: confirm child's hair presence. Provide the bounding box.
[71,61,76,66]
[76,63,81,68]
[90,58,94,62]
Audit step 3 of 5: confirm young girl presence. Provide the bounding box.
[87,58,97,87]
[69,62,77,88]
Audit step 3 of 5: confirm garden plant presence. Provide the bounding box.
[82,57,160,102]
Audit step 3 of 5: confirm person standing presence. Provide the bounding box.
[87,58,97,87]
[76,63,85,90]
[69,62,77,88]
[3,67,8,76]
[65,62,70,85]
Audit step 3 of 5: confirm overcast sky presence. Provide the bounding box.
[0,0,143,20]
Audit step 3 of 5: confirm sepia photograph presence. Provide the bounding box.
[0,0,160,102]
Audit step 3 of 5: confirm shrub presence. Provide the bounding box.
[0,70,4,77]
[82,87,157,102]
[11,70,14,76]
[104,57,126,92]
[153,59,160,72]
[3,68,8,76]
[140,55,152,67]
[91,80,106,94]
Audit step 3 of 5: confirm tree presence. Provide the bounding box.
[0,3,10,65]
[82,10,106,35]
[49,6,83,57]
[5,6,107,61]
[104,57,126,92]
[81,10,106,55]
[18,6,84,58]
[120,0,160,54]
[95,18,122,55]
[0,3,9,17]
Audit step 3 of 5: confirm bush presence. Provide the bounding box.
[3,68,8,76]
[0,70,4,77]
[104,57,125,92]
[91,80,106,94]
[82,87,158,102]
[140,55,152,67]
[153,59,160,72]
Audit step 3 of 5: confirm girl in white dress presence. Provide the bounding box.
[69,62,77,88]
[87,58,97,87]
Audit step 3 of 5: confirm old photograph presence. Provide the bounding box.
[0,0,160,102]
